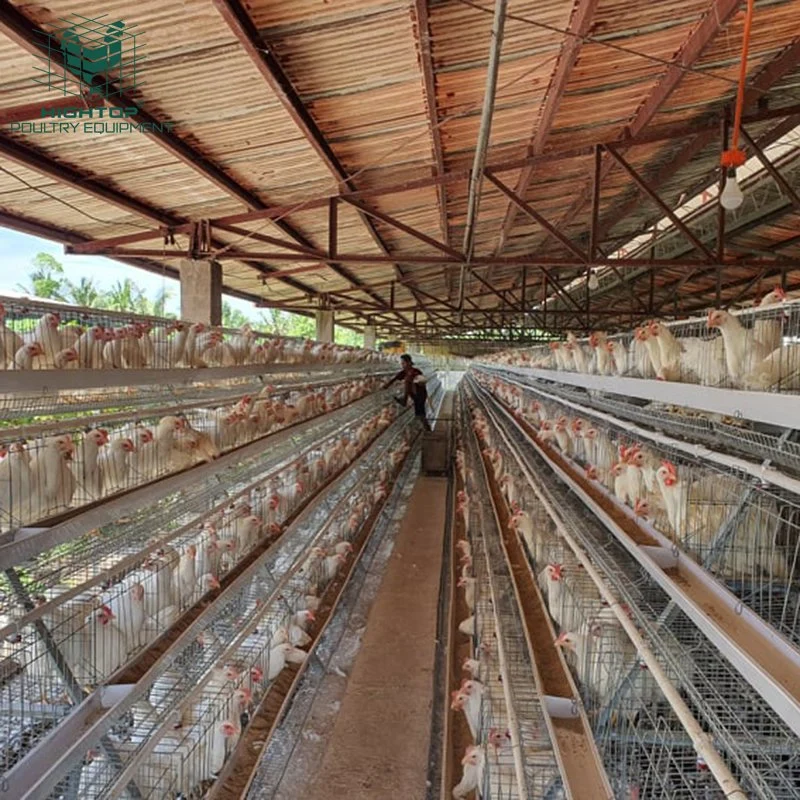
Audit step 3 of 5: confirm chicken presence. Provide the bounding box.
[605,339,629,376]
[173,545,198,607]
[85,604,127,681]
[29,434,75,515]
[458,615,476,637]
[564,332,590,373]
[98,436,136,495]
[655,461,688,537]
[73,428,109,501]
[105,582,145,653]
[151,322,189,368]
[129,426,156,481]
[140,555,175,617]
[154,415,187,475]
[752,286,787,352]
[0,303,23,369]
[589,331,611,375]
[707,308,771,385]
[742,341,800,391]
[13,341,45,370]
[322,552,347,583]
[208,720,240,776]
[538,563,564,627]
[454,678,484,739]
[0,442,38,527]
[456,576,476,612]
[453,745,485,799]
[648,320,726,385]
[24,313,62,365]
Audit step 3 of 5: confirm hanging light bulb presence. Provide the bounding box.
[587,270,600,291]
[720,167,743,210]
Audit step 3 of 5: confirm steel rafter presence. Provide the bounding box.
[460,0,508,309]
[605,145,716,261]
[547,112,800,320]
[213,0,423,326]
[69,243,800,274]
[411,0,449,246]
[493,0,600,255]
[530,0,741,258]
[594,39,800,249]
[0,0,396,318]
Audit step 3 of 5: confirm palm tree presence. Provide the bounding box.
[65,276,104,308]
[17,253,67,300]
[103,279,144,313]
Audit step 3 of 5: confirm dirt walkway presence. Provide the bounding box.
[304,476,447,799]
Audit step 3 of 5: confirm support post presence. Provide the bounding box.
[180,259,222,325]
[363,324,377,350]
[315,309,334,343]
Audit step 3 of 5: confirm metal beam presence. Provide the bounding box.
[605,145,715,261]
[462,0,508,261]
[212,0,416,323]
[340,197,463,259]
[485,170,588,261]
[494,0,600,254]
[411,0,449,246]
[593,39,800,252]
[0,2,277,214]
[0,1,377,308]
[75,246,800,273]
[739,126,800,211]
[0,93,103,124]
[69,102,793,241]
[535,0,741,256]
[0,211,284,308]
[0,134,177,227]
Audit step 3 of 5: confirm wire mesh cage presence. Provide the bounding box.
[0,372,387,534]
[455,395,564,799]
[0,294,388,373]
[11,398,418,799]
[476,371,800,651]
[0,395,406,781]
[467,374,800,799]
[479,294,800,394]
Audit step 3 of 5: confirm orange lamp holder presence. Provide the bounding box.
[721,0,755,170]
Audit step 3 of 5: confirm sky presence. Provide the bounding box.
[0,226,262,318]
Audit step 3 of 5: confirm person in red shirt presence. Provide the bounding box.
[383,354,431,431]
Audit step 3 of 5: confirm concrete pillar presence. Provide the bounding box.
[315,309,334,343]
[180,259,222,325]
[363,324,377,350]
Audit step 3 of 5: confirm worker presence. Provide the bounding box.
[383,354,432,431]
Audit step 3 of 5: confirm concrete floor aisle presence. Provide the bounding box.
[304,474,447,799]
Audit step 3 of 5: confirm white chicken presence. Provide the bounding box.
[73,428,109,501]
[707,308,771,385]
[453,745,485,799]
[29,434,75,515]
[0,303,23,368]
[98,436,136,495]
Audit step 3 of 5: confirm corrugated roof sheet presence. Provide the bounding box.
[0,0,798,335]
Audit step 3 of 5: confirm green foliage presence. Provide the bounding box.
[222,301,252,330]
[20,254,177,318]
[19,253,365,342]
[335,326,363,348]
[64,276,103,308]
[17,253,67,300]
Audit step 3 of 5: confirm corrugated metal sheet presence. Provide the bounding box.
[0,0,798,333]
